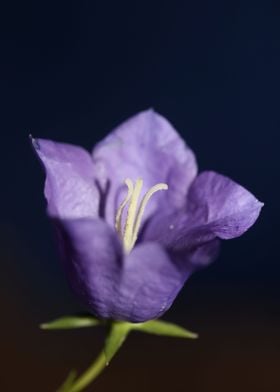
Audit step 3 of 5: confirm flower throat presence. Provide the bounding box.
[115,178,168,253]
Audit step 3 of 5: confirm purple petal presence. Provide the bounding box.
[55,218,123,319]
[187,171,264,239]
[117,242,191,322]
[143,171,263,267]
[56,217,191,322]
[92,109,197,226]
[32,138,100,219]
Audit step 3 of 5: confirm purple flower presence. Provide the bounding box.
[32,110,263,322]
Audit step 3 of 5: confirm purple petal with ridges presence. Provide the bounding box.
[55,218,123,319]
[187,171,264,239]
[143,171,262,267]
[32,138,100,219]
[56,217,191,322]
[91,109,198,226]
[117,242,191,322]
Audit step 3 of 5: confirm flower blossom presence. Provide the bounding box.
[32,110,263,322]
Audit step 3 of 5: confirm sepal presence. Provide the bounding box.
[132,319,198,339]
[40,315,101,330]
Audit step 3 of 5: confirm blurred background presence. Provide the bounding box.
[0,1,278,391]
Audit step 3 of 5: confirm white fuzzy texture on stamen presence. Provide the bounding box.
[123,178,143,252]
[115,179,133,235]
[115,178,168,253]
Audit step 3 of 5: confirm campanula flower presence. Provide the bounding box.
[32,110,263,322]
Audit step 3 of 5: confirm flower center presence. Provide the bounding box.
[115,178,168,253]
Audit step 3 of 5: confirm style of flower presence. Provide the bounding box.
[32,110,263,322]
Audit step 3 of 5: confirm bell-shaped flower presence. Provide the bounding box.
[32,110,263,322]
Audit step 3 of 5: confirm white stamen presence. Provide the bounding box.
[116,178,168,253]
[131,183,168,249]
[123,178,143,252]
[115,179,133,235]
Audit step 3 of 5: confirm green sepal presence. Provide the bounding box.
[40,315,101,330]
[104,322,132,364]
[132,319,198,339]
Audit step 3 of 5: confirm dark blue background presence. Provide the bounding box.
[0,1,278,391]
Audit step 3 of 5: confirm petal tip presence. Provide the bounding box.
[30,136,40,151]
[252,198,264,215]
[137,107,164,121]
[254,198,264,219]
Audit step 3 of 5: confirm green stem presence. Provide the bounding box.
[57,321,132,392]
[45,315,198,392]
[57,351,107,392]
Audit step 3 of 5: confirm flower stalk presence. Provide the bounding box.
[57,351,107,392]
[57,322,131,392]
[41,316,198,392]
